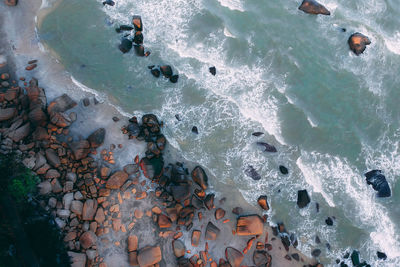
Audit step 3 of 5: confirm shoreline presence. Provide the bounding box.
[0,1,321,267]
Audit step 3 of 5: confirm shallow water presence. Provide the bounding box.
[39,0,400,265]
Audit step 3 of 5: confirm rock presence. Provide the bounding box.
[70,140,90,160]
[158,214,172,228]
[191,126,198,134]
[50,112,72,127]
[132,15,143,31]
[82,199,98,220]
[236,215,264,236]
[57,209,70,219]
[127,122,141,137]
[32,126,50,141]
[348,33,371,55]
[204,193,215,210]
[297,189,311,208]
[377,251,387,260]
[325,217,333,226]
[68,252,86,267]
[351,250,360,266]
[133,31,143,45]
[63,193,74,210]
[170,75,179,83]
[128,251,138,266]
[209,66,216,76]
[245,165,261,180]
[0,56,7,68]
[191,166,208,190]
[124,164,139,175]
[28,107,48,126]
[95,207,105,223]
[5,88,18,101]
[172,240,186,258]
[0,108,16,121]
[128,235,138,252]
[253,250,272,267]
[160,65,173,78]
[139,156,164,179]
[215,208,225,220]
[225,247,244,267]
[47,94,77,114]
[26,64,37,71]
[312,249,321,257]
[150,68,161,78]
[87,128,106,148]
[102,0,115,6]
[119,38,133,53]
[279,165,288,174]
[364,170,391,197]
[4,0,18,7]
[257,195,270,211]
[45,169,61,179]
[79,231,97,249]
[71,201,83,215]
[38,181,52,195]
[134,45,145,57]
[45,148,61,168]
[256,142,277,152]
[191,230,201,247]
[205,222,220,240]
[232,207,243,215]
[252,132,264,136]
[137,246,162,266]
[106,171,129,189]
[298,0,330,15]
[86,250,96,261]
[9,123,30,142]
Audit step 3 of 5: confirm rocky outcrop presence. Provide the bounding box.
[364,170,391,197]
[87,128,105,148]
[298,0,330,15]
[297,189,311,208]
[236,215,264,236]
[137,246,162,266]
[348,33,371,55]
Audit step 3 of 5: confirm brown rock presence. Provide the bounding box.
[0,108,16,121]
[132,15,143,31]
[71,201,83,215]
[50,112,72,128]
[236,215,264,236]
[100,167,111,178]
[191,230,201,247]
[82,199,98,221]
[253,250,272,267]
[47,94,77,114]
[32,126,50,141]
[95,207,105,224]
[4,0,18,7]
[298,0,330,15]
[87,128,106,148]
[348,33,371,55]
[28,107,47,126]
[137,246,162,266]
[79,231,97,249]
[191,166,208,190]
[128,251,138,266]
[4,88,18,101]
[45,169,61,179]
[70,140,90,160]
[45,148,61,168]
[158,214,172,228]
[26,64,37,71]
[257,195,270,211]
[205,222,220,240]
[9,123,30,142]
[215,208,225,220]
[128,235,138,252]
[225,247,244,267]
[106,171,129,189]
[123,164,139,175]
[68,252,86,267]
[172,240,185,258]
[204,193,215,210]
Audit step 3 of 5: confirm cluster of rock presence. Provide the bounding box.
[117,15,150,57]
[148,65,179,83]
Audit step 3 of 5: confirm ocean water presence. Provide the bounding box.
[38,0,400,265]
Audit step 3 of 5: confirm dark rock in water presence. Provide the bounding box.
[170,75,179,83]
[245,165,261,180]
[175,114,181,121]
[191,195,203,209]
[171,184,191,202]
[256,142,277,152]
[87,128,106,148]
[326,242,331,250]
[364,170,391,197]
[348,33,371,55]
[127,122,141,137]
[134,45,145,57]
[147,65,155,69]
[83,97,90,106]
[298,0,330,15]
[297,189,310,208]
[102,0,114,6]
[119,38,132,53]
[133,31,144,44]
[150,68,161,78]
[341,28,347,32]
[279,165,288,174]
[191,166,208,190]
[252,132,264,136]
[315,235,321,244]
[257,195,269,211]
[191,126,198,134]
[291,253,300,261]
[160,65,173,78]
[47,94,77,114]
[312,249,321,257]
[325,217,333,226]
[112,116,119,122]
[377,251,387,260]
[116,25,133,32]
[140,156,164,179]
[343,252,350,259]
[132,15,143,31]
[204,194,215,210]
[209,66,216,76]
[316,202,320,212]
[145,51,151,57]
[351,250,360,266]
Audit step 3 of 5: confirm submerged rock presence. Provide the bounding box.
[377,251,387,260]
[279,165,289,174]
[160,65,173,78]
[245,165,261,180]
[252,132,264,136]
[191,126,198,134]
[87,128,105,148]
[298,0,330,15]
[102,0,115,6]
[191,166,208,190]
[170,74,179,83]
[209,66,216,76]
[119,38,132,53]
[137,246,162,266]
[256,142,277,152]
[236,215,264,236]
[348,33,371,55]
[325,217,333,226]
[134,45,145,56]
[297,189,310,208]
[364,170,391,197]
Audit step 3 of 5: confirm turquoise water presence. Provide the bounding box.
[39,0,400,265]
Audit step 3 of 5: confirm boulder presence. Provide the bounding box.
[257,195,270,211]
[191,230,201,247]
[9,123,30,142]
[236,215,264,236]
[171,184,191,202]
[170,75,179,83]
[348,33,371,55]
[134,45,145,57]
[128,235,138,252]
[79,231,97,249]
[87,128,105,148]
[32,126,50,141]
[47,94,77,114]
[4,0,18,6]
[70,140,90,160]
[225,247,244,267]
[215,208,225,220]
[82,199,98,220]
[28,107,48,126]
[205,222,220,240]
[245,165,261,180]
[127,122,141,137]
[256,142,277,152]
[50,112,72,128]
[364,170,391,197]
[95,207,105,224]
[209,66,216,76]
[123,164,139,175]
[133,32,144,45]
[68,252,86,267]
[71,201,83,215]
[140,156,164,179]
[150,68,161,78]
[160,65,173,78]
[158,214,172,228]
[45,148,61,168]
[119,38,133,53]
[132,15,143,31]
[172,240,186,258]
[128,251,138,266]
[38,181,52,195]
[298,0,330,15]
[279,165,288,174]
[297,189,310,208]
[253,250,272,267]
[191,166,208,190]
[137,246,162,266]
[204,193,215,210]
[191,195,203,209]
[0,108,16,121]
[106,171,128,189]
[377,251,387,260]
[102,0,115,6]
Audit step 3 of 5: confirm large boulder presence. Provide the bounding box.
[0,108,16,121]
[132,15,143,31]
[28,106,48,126]
[137,246,162,266]
[172,240,185,258]
[348,33,371,55]
[191,166,208,190]
[50,112,72,128]
[87,128,105,148]
[69,140,90,160]
[140,156,164,179]
[68,252,86,267]
[257,195,270,211]
[45,148,61,168]
[365,170,391,197]
[9,123,30,142]
[82,199,98,220]
[106,171,128,189]
[128,235,138,252]
[205,222,220,240]
[225,247,244,267]
[119,38,132,54]
[171,184,191,202]
[298,0,330,15]
[297,189,311,208]
[79,231,97,249]
[47,94,77,114]
[253,250,272,267]
[236,215,264,236]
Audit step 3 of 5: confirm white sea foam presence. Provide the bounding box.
[384,32,400,55]
[217,0,245,12]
